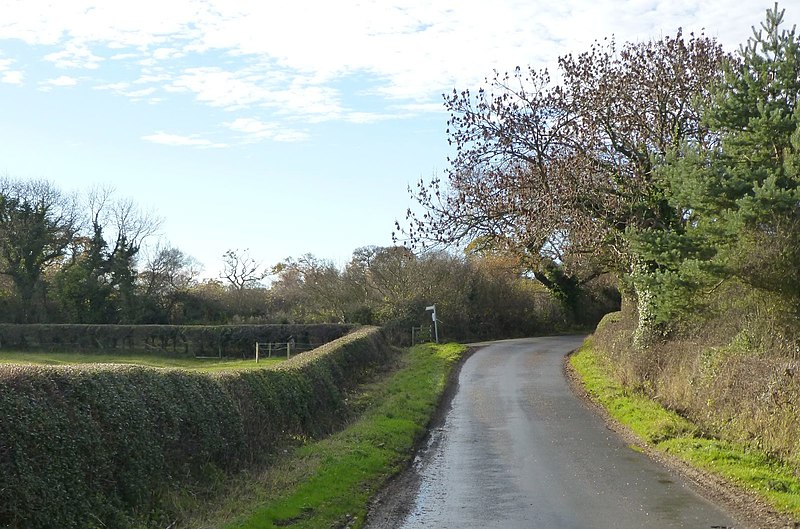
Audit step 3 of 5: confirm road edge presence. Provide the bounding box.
[563,346,799,529]
[362,345,479,528]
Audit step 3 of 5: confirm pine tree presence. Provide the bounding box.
[635,3,800,327]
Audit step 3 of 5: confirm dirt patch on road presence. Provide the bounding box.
[564,353,800,529]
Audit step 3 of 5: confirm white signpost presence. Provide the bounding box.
[425,304,439,344]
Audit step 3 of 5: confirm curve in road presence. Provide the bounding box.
[366,336,741,529]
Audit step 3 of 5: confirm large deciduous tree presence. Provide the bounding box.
[401,31,726,325]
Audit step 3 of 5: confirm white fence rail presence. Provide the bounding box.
[254,338,305,362]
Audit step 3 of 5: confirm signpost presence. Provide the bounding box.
[425,304,439,344]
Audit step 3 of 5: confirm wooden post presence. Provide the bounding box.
[255,342,259,363]
[287,341,291,359]
[268,342,272,358]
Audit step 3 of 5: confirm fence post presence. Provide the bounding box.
[255,342,259,363]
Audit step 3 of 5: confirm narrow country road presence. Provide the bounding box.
[365,336,741,529]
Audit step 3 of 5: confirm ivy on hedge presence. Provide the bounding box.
[0,326,392,529]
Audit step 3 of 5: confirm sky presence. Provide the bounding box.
[0,0,797,280]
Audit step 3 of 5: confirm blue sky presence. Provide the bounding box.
[0,0,797,279]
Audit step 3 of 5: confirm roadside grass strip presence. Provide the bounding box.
[221,342,467,529]
[570,340,800,519]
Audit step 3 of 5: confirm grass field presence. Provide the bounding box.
[0,350,285,371]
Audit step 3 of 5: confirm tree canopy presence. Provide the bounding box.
[401,4,799,348]
[400,29,727,318]
[632,3,800,329]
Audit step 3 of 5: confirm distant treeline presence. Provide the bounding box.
[0,178,619,341]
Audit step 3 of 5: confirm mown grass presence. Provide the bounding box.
[0,350,284,370]
[570,339,800,519]
[177,342,467,529]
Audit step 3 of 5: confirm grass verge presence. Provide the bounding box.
[175,342,468,529]
[570,339,800,519]
[0,350,284,370]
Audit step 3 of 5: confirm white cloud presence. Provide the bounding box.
[396,102,446,114]
[126,87,156,98]
[0,57,23,84]
[110,52,140,60]
[95,81,129,91]
[142,131,228,148]
[44,42,103,69]
[1,1,797,124]
[95,81,158,100]
[226,117,275,135]
[226,117,310,143]
[44,75,79,87]
[1,70,23,84]
[166,66,344,119]
[344,111,403,124]
[152,47,184,61]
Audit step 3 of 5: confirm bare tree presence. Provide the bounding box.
[139,241,201,321]
[221,249,267,290]
[86,186,161,259]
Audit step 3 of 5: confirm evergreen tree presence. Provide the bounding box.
[633,3,800,326]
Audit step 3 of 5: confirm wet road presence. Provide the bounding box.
[367,336,741,529]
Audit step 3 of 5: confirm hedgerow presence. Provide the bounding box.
[0,326,392,529]
[0,323,354,357]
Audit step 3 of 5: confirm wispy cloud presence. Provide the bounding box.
[225,117,310,143]
[47,75,79,86]
[164,66,344,120]
[0,0,795,142]
[0,58,23,84]
[142,131,228,148]
[39,75,79,90]
[44,42,103,69]
[95,81,157,100]
[344,111,404,124]
[1,70,23,84]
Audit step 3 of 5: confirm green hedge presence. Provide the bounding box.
[0,323,354,357]
[0,326,393,529]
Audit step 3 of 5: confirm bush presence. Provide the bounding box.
[0,326,393,529]
[592,302,800,467]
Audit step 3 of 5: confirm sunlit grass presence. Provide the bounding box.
[571,340,800,519]
[0,350,284,370]
[176,342,468,529]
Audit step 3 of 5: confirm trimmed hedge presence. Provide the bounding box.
[0,326,393,529]
[0,323,354,357]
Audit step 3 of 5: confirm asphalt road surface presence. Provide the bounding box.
[365,336,741,529]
